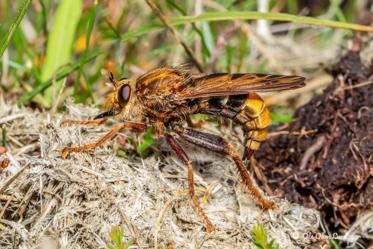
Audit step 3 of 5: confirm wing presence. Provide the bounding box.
[136,66,192,99]
[175,73,305,100]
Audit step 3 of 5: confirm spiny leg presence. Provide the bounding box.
[243,148,255,162]
[172,126,274,210]
[61,118,108,127]
[165,133,215,233]
[62,121,146,158]
[61,109,119,127]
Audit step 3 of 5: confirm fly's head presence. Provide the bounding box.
[95,73,135,120]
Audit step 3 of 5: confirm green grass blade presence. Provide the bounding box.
[329,0,347,22]
[174,12,373,31]
[136,128,154,157]
[165,0,211,57]
[41,0,82,107]
[85,2,97,50]
[17,49,102,106]
[121,11,373,42]
[201,21,214,56]
[287,0,298,15]
[121,23,162,42]
[251,223,279,249]
[251,223,268,249]
[1,128,7,147]
[270,110,293,125]
[0,0,32,57]
[74,2,98,102]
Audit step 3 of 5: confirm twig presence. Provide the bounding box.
[207,25,238,73]
[268,129,317,138]
[0,219,29,240]
[1,49,9,87]
[14,143,39,156]
[242,23,281,70]
[5,151,23,174]
[119,209,141,247]
[51,77,67,114]
[342,79,373,90]
[0,163,29,195]
[257,0,271,39]
[194,0,203,63]
[271,0,287,12]
[250,158,274,196]
[0,113,25,125]
[0,181,22,219]
[145,0,204,72]
[154,194,178,249]
[299,136,326,170]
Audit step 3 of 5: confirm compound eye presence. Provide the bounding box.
[118,84,131,104]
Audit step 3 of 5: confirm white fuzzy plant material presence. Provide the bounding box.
[0,99,322,249]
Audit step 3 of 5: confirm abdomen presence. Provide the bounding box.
[199,93,271,157]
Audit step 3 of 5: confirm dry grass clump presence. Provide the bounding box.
[0,99,320,248]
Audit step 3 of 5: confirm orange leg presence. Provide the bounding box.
[165,134,215,233]
[173,126,274,210]
[60,118,108,127]
[228,145,274,209]
[61,121,146,158]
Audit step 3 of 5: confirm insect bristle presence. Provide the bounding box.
[109,72,114,82]
[108,72,119,88]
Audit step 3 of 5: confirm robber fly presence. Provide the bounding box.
[61,66,305,232]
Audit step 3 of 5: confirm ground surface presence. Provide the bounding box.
[0,100,320,248]
[255,51,373,246]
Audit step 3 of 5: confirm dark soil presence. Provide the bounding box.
[254,51,373,229]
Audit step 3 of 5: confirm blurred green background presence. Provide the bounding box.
[0,0,369,114]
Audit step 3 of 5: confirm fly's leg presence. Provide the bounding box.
[61,118,108,127]
[172,126,275,210]
[243,148,255,161]
[165,133,215,233]
[61,121,146,158]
